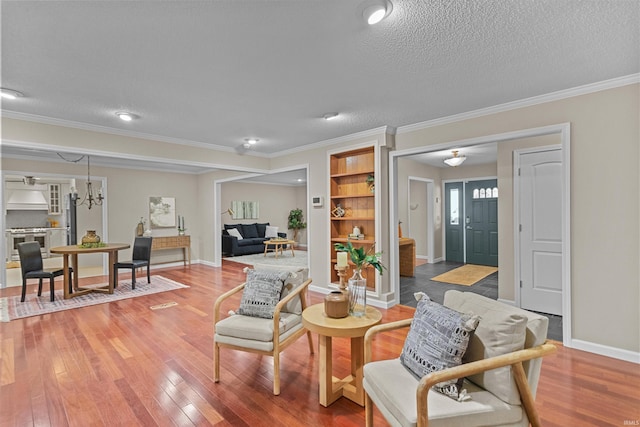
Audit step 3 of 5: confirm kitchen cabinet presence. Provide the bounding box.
[48,183,61,214]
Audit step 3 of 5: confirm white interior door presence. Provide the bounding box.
[518,148,563,315]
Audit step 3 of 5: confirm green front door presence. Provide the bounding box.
[465,179,498,266]
[445,182,464,262]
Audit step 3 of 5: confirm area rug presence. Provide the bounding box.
[430,264,498,286]
[0,275,189,322]
[223,251,308,269]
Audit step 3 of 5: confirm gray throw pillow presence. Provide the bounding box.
[400,292,480,401]
[237,269,290,319]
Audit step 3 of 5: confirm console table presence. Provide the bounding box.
[399,237,416,277]
[151,235,191,266]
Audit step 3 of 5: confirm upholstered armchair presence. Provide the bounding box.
[363,290,556,427]
[213,267,314,395]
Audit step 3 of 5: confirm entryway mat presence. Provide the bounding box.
[431,264,498,286]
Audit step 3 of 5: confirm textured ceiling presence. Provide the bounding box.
[1,0,639,159]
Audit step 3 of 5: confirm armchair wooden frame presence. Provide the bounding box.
[213,278,314,395]
[364,319,557,427]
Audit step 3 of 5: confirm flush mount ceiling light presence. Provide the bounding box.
[361,0,393,25]
[444,150,466,167]
[323,112,339,120]
[243,138,259,148]
[115,111,136,121]
[1,87,24,100]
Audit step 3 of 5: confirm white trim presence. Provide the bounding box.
[1,138,268,175]
[389,123,572,348]
[570,339,640,364]
[212,164,310,269]
[396,74,639,135]
[497,298,516,306]
[1,109,397,160]
[513,144,563,317]
[1,110,270,157]
[271,126,395,158]
[407,176,434,264]
[307,286,395,310]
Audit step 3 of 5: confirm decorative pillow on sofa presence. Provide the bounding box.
[242,223,259,238]
[256,223,270,237]
[227,228,243,240]
[237,269,290,319]
[265,226,279,238]
[443,290,529,405]
[400,292,480,401]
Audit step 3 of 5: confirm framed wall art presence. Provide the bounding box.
[149,196,176,228]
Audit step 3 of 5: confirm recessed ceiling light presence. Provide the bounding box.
[362,0,392,25]
[323,112,339,120]
[116,111,137,121]
[244,138,259,145]
[1,88,24,100]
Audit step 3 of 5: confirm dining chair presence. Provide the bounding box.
[113,237,153,289]
[17,241,73,302]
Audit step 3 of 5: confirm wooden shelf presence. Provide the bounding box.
[330,194,373,199]
[331,238,375,244]
[330,169,375,178]
[331,217,375,221]
[329,146,376,289]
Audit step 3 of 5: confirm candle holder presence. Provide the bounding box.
[334,264,349,292]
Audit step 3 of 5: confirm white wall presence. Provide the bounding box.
[394,83,639,355]
[2,82,638,359]
[220,181,307,245]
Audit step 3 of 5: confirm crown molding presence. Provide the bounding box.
[397,73,640,134]
[268,125,396,158]
[0,110,270,159]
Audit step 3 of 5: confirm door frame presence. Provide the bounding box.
[407,176,434,263]
[389,123,571,346]
[513,145,563,313]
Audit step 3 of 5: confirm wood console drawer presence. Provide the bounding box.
[151,235,191,265]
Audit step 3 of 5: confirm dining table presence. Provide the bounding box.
[49,243,130,299]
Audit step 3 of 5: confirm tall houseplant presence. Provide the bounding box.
[288,208,307,242]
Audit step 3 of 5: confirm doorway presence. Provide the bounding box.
[515,147,563,316]
[444,179,498,266]
[389,123,571,345]
[465,179,498,267]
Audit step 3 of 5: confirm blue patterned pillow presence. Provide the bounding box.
[237,269,290,319]
[400,293,480,400]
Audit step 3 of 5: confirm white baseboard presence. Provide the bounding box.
[497,298,516,306]
[569,339,640,364]
[308,285,396,310]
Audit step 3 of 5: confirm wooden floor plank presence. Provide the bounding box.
[0,263,638,426]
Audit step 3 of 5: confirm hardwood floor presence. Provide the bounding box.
[1,262,638,426]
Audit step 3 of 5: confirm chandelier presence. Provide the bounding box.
[71,155,104,209]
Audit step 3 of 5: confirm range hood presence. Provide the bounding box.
[6,189,49,210]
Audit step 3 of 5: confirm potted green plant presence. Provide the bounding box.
[333,240,385,275]
[366,174,375,193]
[288,208,307,242]
[334,240,385,317]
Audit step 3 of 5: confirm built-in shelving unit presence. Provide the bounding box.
[329,146,377,289]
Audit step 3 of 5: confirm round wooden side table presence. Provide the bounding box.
[302,303,382,407]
